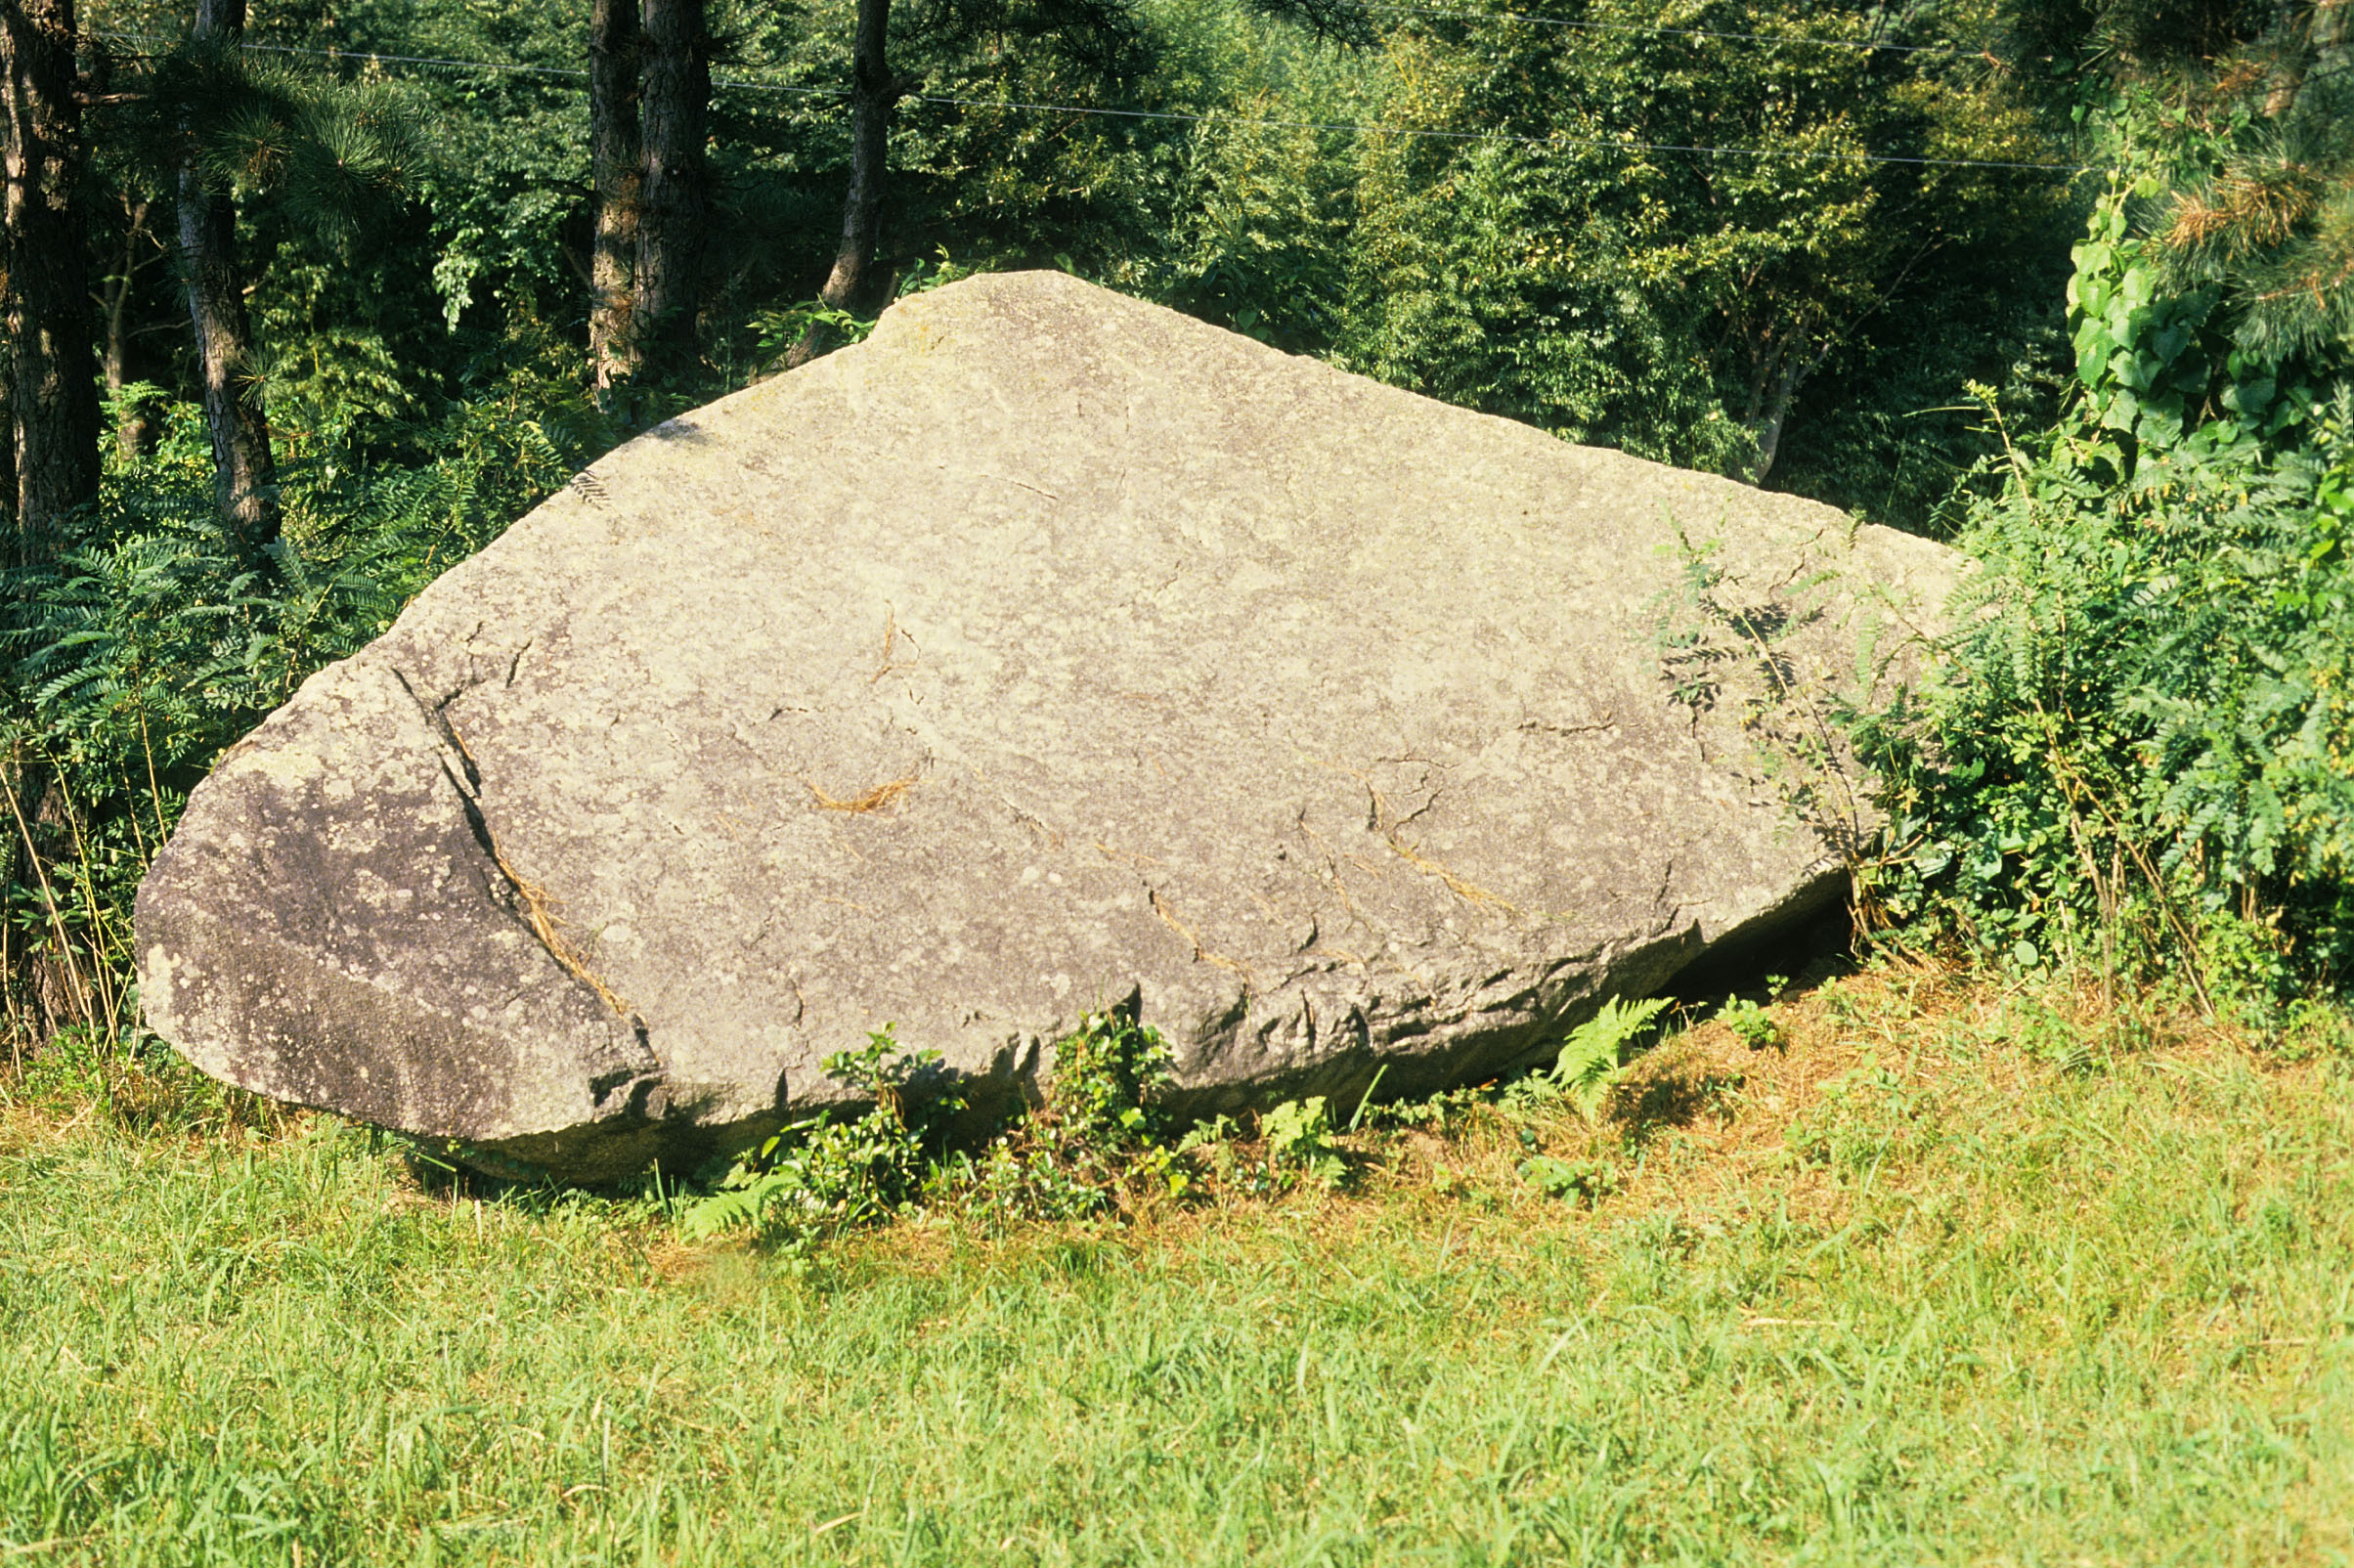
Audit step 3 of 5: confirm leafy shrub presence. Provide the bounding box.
[681,1012,1191,1246]
[954,1009,1190,1221]
[1044,1007,1176,1152]
[679,1025,966,1243]
[1854,149,2354,1005]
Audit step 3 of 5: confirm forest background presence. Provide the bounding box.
[1,0,2351,1056]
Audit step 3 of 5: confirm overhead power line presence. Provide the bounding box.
[903,91,2093,171]
[99,2,2014,72]
[89,30,2096,175]
[241,41,590,79]
[1354,3,1997,57]
[92,30,852,95]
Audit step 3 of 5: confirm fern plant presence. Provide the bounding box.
[1547,996,1672,1124]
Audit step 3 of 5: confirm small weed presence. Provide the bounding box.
[944,1138,1110,1227]
[1358,1086,1476,1131]
[1176,1112,1239,1155]
[1517,1154,1621,1205]
[1785,1057,1933,1173]
[2004,994,2101,1073]
[1176,1113,1242,1185]
[1261,1096,1347,1188]
[1718,995,1786,1052]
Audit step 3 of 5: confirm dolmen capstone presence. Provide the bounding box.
[135,271,1953,1182]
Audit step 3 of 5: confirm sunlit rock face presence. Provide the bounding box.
[135,272,1954,1182]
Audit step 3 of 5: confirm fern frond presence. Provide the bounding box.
[1549,996,1672,1123]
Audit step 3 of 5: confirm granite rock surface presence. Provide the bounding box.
[135,271,1954,1181]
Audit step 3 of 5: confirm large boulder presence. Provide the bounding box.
[136,272,1953,1182]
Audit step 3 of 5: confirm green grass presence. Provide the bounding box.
[1,973,2351,1566]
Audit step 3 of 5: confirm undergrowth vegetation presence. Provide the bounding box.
[1853,134,2354,1005]
[633,987,1737,1258]
[674,1008,1381,1253]
[676,1010,1188,1250]
[1634,82,2354,1016]
[3,333,614,1042]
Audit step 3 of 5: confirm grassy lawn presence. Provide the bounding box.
[1,969,2350,1566]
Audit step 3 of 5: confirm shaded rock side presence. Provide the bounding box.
[136,271,1955,1181]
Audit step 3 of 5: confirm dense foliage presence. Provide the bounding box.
[2,0,2349,1053]
[1857,35,2354,1004]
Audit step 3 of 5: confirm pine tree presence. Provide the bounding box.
[588,0,643,393]
[176,0,279,555]
[2155,0,2353,363]
[2,0,101,557]
[635,0,709,382]
[817,0,902,318]
[94,15,421,551]
[2000,0,2353,369]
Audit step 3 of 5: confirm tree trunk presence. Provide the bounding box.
[2,0,102,557]
[0,223,17,532]
[177,0,278,554]
[1746,354,1805,484]
[0,1,100,1056]
[784,0,902,369]
[102,196,156,458]
[587,0,642,391]
[1738,331,1809,486]
[635,0,708,381]
[822,0,897,314]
